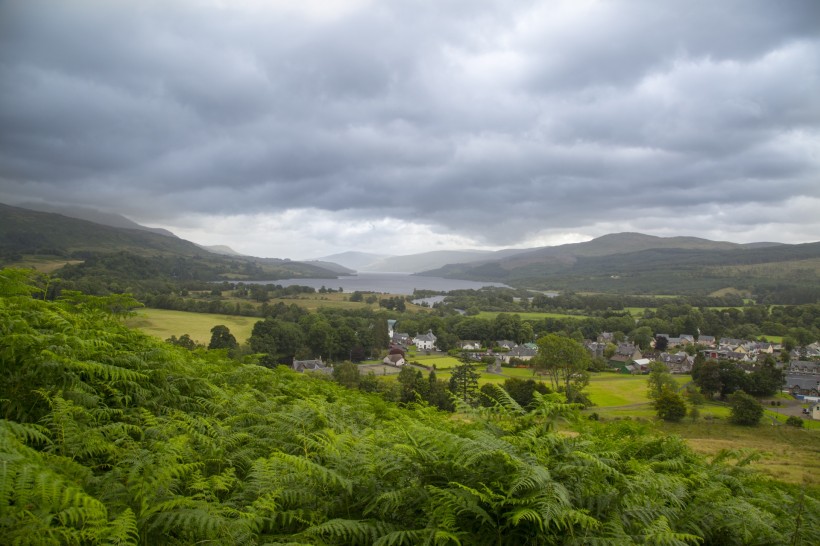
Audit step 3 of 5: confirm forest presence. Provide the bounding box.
[2,268,819,545]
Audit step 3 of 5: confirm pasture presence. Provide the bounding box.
[662,419,820,486]
[126,308,259,346]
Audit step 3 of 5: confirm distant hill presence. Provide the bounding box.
[362,248,532,273]
[313,251,390,271]
[16,202,178,238]
[199,244,244,256]
[301,260,357,275]
[0,203,208,257]
[0,203,340,282]
[423,233,783,278]
[419,233,819,299]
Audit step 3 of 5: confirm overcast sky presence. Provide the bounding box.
[1,0,818,259]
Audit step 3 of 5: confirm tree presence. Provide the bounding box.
[746,359,785,397]
[654,335,669,352]
[728,390,764,426]
[332,361,361,389]
[448,359,481,406]
[249,318,304,365]
[654,385,687,422]
[502,377,550,410]
[208,325,238,350]
[692,358,722,399]
[427,370,454,412]
[646,362,678,401]
[533,334,590,402]
[167,333,198,350]
[372,316,390,352]
[398,367,426,404]
[629,326,654,351]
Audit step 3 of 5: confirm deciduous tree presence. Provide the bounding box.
[729,390,764,426]
[533,334,590,403]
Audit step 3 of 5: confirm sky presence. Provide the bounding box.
[1,0,819,259]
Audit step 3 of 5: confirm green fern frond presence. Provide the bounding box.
[305,517,396,544]
[372,528,428,546]
[427,484,494,527]
[639,515,702,546]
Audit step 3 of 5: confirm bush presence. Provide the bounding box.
[654,385,687,422]
[728,390,764,426]
[785,415,804,428]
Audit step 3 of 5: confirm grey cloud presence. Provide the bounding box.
[1,0,818,250]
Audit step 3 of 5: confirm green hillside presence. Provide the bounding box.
[0,202,207,257]
[0,203,341,284]
[422,234,820,301]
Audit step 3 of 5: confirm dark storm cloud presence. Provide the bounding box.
[1,0,818,252]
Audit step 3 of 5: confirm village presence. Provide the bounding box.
[288,318,820,420]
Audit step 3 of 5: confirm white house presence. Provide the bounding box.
[414,329,437,351]
[812,402,820,421]
[383,354,406,367]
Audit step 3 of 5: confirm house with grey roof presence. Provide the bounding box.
[292,359,330,373]
[785,375,820,397]
[414,329,437,351]
[698,335,716,347]
[500,345,537,363]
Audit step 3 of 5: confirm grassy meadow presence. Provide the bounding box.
[126,308,259,346]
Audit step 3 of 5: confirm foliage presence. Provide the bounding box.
[728,390,764,426]
[1,272,819,545]
[533,334,590,402]
[167,333,199,350]
[786,416,804,428]
[208,324,238,350]
[647,362,678,401]
[654,386,688,422]
[499,377,551,409]
[448,358,481,406]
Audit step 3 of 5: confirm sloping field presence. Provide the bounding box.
[126,308,258,346]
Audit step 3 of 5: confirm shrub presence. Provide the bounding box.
[654,385,687,422]
[728,390,764,426]
[785,415,804,428]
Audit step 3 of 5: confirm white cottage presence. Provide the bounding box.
[414,329,437,351]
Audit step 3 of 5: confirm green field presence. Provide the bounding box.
[586,374,654,406]
[662,418,820,486]
[474,311,591,320]
[126,308,259,346]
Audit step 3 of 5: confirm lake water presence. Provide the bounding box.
[242,272,509,295]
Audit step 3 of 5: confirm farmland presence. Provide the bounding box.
[126,308,259,346]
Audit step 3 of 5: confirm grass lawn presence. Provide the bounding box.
[409,352,462,370]
[126,308,259,346]
[585,373,692,407]
[586,374,653,406]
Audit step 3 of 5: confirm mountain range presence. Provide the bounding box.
[2,201,818,300]
[0,203,341,280]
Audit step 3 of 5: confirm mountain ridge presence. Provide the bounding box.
[0,203,341,281]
